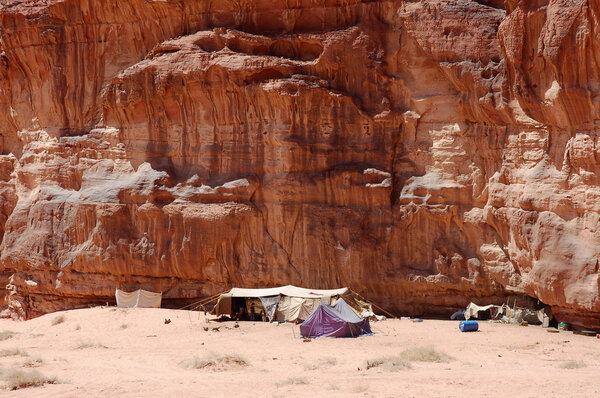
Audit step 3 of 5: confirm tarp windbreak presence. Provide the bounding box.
[115,289,162,308]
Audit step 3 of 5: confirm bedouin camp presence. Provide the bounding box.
[213,285,375,323]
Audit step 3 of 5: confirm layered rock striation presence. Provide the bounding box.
[0,0,599,328]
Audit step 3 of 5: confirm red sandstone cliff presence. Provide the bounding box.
[0,0,599,328]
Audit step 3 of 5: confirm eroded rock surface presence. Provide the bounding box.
[1,0,599,328]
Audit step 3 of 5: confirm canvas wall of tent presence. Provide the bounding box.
[213,285,375,323]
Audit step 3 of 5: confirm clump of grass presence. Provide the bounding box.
[2,369,57,390]
[0,331,15,341]
[0,348,28,358]
[400,346,453,363]
[323,357,337,366]
[74,341,108,350]
[352,385,369,393]
[304,357,337,370]
[51,315,65,326]
[179,354,248,371]
[559,361,586,369]
[276,377,309,387]
[120,324,128,330]
[22,356,43,368]
[364,356,411,371]
[74,325,81,331]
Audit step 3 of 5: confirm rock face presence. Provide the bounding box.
[1,0,600,328]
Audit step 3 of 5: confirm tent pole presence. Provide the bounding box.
[177,291,227,311]
[357,322,371,336]
[179,293,221,310]
[306,312,318,338]
[198,292,225,304]
[351,291,397,319]
[197,292,226,305]
[190,295,222,312]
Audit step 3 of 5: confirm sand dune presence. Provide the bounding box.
[0,308,599,397]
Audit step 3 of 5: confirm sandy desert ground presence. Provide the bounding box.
[0,307,599,397]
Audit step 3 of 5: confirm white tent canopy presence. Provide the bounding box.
[222,285,349,299]
[213,285,370,323]
[116,288,162,308]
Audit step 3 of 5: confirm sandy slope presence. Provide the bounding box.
[0,308,599,397]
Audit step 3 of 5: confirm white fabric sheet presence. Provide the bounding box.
[464,302,496,320]
[116,289,162,308]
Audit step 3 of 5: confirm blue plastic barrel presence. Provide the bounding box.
[459,320,479,332]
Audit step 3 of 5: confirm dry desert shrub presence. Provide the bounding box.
[179,354,248,371]
[120,324,128,329]
[364,356,411,371]
[2,369,57,390]
[322,357,337,366]
[0,348,27,358]
[304,356,337,370]
[276,377,309,387]
[51,315,65,326]
[22,356,43,368]
[400,346,453,363]
[351,385,369,393]
[0,331,15,341]
[559,361,586,369]
[74,341,108,350]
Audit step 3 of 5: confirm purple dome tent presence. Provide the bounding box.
[299,298,372,338]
